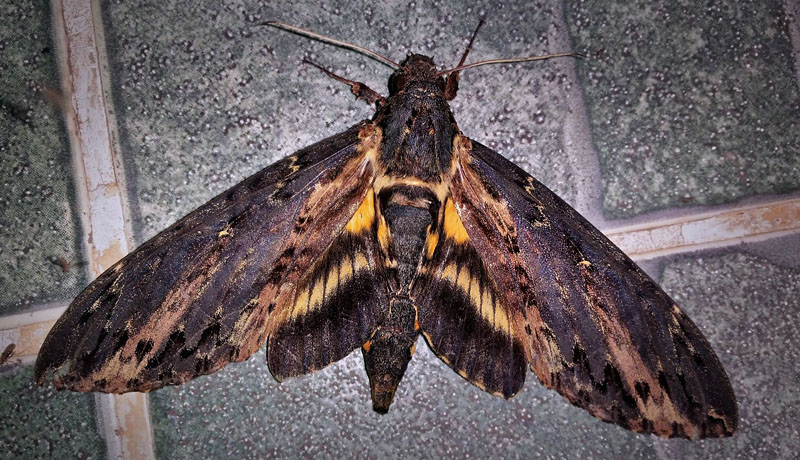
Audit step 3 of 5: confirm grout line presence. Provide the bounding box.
[53,0,155,459]
[607,196,800,260]
[552,0,610,228]
[0,320,58,361]
[59,0,129,274]
[0,302,67,331]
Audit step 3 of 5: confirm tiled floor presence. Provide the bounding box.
[1,0,799,459]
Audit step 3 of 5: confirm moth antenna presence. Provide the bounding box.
[455,19,484,69]
[264,21,400,70]
[437,51,585,76]
[444,19,485,100]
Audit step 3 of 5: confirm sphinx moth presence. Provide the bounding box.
[35,22,737,439]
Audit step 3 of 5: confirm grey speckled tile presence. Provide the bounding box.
[150,345,656,459]
[100,0,582,243]
[0,364,106,459]
[0,0,86,314]
[565,1,800,218]
[653,250,800,459]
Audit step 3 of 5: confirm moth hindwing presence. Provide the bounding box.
[36,31,736,440]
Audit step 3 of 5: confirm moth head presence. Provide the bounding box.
[388,54,445,96]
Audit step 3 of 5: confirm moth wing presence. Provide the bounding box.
[440,136,737,438]
[266,183,396,381]
[411,198,528,399]
[35,123,391,392]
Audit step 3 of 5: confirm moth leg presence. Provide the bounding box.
[302,58,385,106]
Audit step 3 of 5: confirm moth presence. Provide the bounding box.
[35,21,737,439]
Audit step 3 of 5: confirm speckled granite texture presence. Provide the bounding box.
[0,0,86,314]
[566,0,800,217]
[653,248,800,459]
[0,365,106,459]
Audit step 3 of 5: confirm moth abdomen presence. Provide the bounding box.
[362,297,419,413]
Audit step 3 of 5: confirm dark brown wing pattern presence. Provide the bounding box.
[427,135,737,439]
[268,186,397,380]
[412,197,527,399]
[35,123,389,393]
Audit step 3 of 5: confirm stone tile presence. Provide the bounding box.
[0,0,86,314]
[150,345,656,460]
[652,246,800,459]
[0,364,105,459]
[100,0,581,243]
[565,0,800,218]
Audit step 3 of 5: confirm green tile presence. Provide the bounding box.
[100,0,581,243]
[150,346,656,459]
[653,249,800,458]
[0,0,86,314]
[566,0,800,217]
[0,364,106,459]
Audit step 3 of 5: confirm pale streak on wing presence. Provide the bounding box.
[289,249,376,320]
[431,259,511,336]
